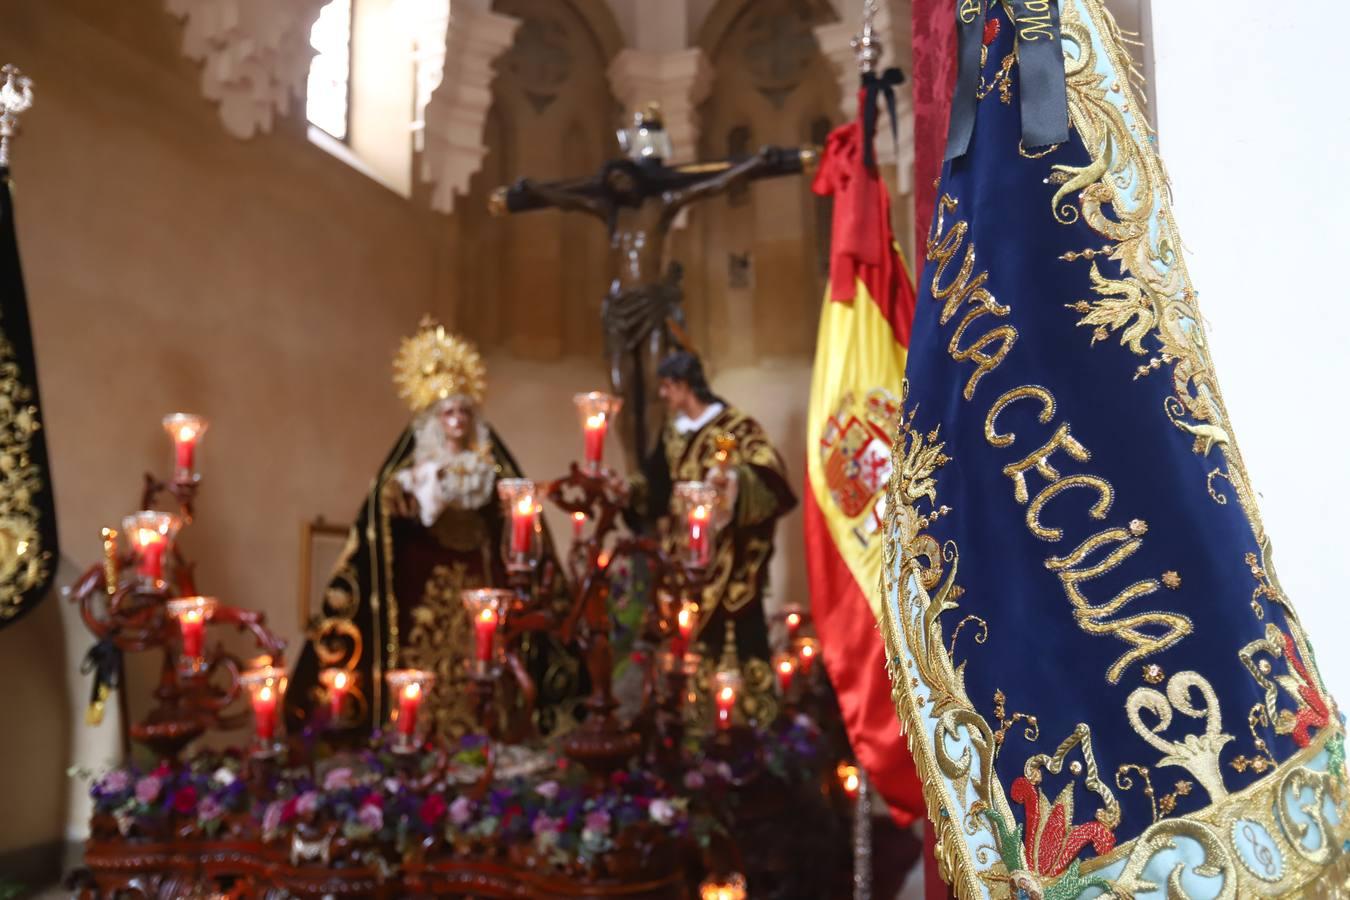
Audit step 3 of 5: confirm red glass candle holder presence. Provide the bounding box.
[320,667,352,726]
[572,392,621,475]
[496,478,542,573]
[162,413,208,483]
[166,596,217,674]
[772,650,796,697]
[385,668,434,751]
[673,481,720,570]
[240,664,286,756]
[461,588,510,672]
[796,636,820,677]
[713,668,742,732]
[122,510,182,590]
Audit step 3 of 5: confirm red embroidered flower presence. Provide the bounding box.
[1281,631,1331,747]
[1010,777,1116,878]
[172,786,198,816]
[361,791,383,809]
[419,795,447,827]
[983,18,1000,46]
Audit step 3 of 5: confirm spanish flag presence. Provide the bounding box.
[805,82,922,825]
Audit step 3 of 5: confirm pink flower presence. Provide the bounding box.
[98,770,131,794]
[683,771,705,790]
[531,813,563,836]
[134,776,162,805]
[172,786,198,815]
[322,767,354,792]
[197,796,225,822]
[449,796,474,826]
[357,803,384,831]
[361,791,383,809]
[419,795,448,827]
[535,780,559,800]
[583,810,611,835]
[295,791,320,819]
[262,801,284,837]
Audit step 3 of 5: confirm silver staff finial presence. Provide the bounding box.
[851,0,884,75]
[0,65,33,169]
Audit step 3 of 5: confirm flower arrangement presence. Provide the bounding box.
[89,753,248,838]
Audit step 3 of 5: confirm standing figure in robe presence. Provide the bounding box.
[631,351,797,663]
[286,320,577,738]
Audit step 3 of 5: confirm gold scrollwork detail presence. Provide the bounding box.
[1126,670,1233,803]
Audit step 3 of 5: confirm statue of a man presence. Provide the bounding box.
[491,105,812,474]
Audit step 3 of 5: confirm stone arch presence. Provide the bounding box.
[452,0,620,360]
[680,0,841,364]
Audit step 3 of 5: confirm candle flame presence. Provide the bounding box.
[785,612,801,629]
[597,549,612,568]
[572,511,586,523]
[177,424,198,442]
[586,412,605,428]
[258,685,273,703]
[182,608,203,624]
[136,527,164,546]
[677,603,697,631]
[837,763,860,796]
[778,659,794,676]
[478,607,497,624]
[334,671,348,690]
[404,682,421,700]
[718,686,735,703]
[800,642,815,659]
[691,504,710,522]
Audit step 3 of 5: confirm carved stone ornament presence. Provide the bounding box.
[164,0,329,139]
[418,0,520,213]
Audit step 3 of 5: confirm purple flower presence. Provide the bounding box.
[450,796,474,826]
[295,791,320,819]
[322,767,354,792]
[357,803,384,831]
[98,769,131,794]
[198,796,225,822]
[682,770,705,790]
[535,780,559,800]
[649,798,677,825]
[583,810,611,835]
[134,776,162,805]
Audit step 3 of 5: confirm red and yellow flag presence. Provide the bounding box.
[806,91,922,825]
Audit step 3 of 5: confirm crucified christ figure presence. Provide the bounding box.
[490,104,813,475]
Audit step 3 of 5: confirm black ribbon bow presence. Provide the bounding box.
[862,67,906,170]
[81,637,124,724]
[945,0,1070,162]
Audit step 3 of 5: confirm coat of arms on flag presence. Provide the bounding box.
[820,387,900,546]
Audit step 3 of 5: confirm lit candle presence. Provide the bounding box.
[180,608,205,657]
[571,510,587,541]
[398,682,422,737]
[774,653,795,696]
[474,606,498,662]
[253,683,278,742]
[688,503,711,567]
[123,511,181,589]
[328,670,349,721]
[138,529,168,582]
[837,763,861,798]
[162,413,208,481]
[783,604,804,640]
[583,412,607,468]
[511,495,534,555]
[716,685,735,730]
[674,599,698,658]
[797,637,819,676]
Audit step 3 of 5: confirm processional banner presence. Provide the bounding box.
[882,1,1350,896]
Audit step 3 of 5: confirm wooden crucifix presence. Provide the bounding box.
[490,104,814,474]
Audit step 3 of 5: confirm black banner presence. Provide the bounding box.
[0,171,59,629]
[1009,0,1070,149]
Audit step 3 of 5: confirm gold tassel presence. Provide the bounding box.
[86,683,109,726]
[100,527,118,596]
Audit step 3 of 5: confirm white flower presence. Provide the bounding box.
[212,767,236,786]
[649,798,677,826]
[535,780,560,800]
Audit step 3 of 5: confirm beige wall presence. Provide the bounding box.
[0,0,450,856]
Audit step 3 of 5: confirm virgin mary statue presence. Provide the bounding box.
[286,319,577,738]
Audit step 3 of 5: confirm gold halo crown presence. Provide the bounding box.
[392,317,487,413]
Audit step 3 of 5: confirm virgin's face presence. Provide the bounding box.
[439,398,475,447]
